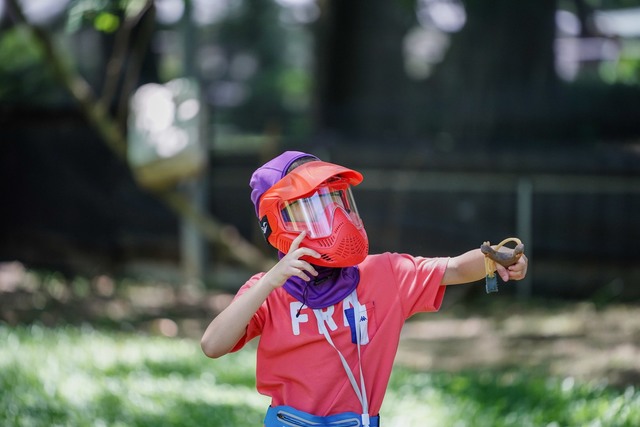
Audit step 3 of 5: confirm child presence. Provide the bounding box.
[201,151,528,427]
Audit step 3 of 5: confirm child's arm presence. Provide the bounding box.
[441,247,528,286]
[201,232,320,359]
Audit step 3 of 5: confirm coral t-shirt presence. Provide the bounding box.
[230,252,448,417]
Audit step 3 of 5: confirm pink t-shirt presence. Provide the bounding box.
[230,252,448,417]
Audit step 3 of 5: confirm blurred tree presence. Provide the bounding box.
[216,0,288,132]
[430,0,557,146]
[313,0,640,147]
[203,0,314,143]
[313,0,559,145]
[1,0,639,283]
[2,0,274,273]
[314,0,416,142]
[0,25,60,104]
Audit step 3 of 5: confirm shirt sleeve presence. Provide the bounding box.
[229,272,267,352]
[386,253,449,318]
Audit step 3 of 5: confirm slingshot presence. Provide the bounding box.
[481,238,525,293]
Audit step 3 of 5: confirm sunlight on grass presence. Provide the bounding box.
[384,369,640,427]
[0,325,269,426]
[1,325,639,426]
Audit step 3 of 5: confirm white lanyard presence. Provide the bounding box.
[313,289,370,427]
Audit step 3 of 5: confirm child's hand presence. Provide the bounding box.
[496,253,528,282]
[264,231,321,289]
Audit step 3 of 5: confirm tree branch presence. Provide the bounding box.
[5,0,275,275]
[116,2,156,130]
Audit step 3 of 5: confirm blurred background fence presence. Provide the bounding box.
[1,0,639,301]
[208,145,640,300]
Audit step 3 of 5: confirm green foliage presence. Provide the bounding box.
[66,0,146,34]
[0,27,61,103]
[67,0,117,33]
[600,54,640,86]
[93,12,120,33]
[1,325,639,427]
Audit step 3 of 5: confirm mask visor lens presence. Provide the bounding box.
[280,183,362,238]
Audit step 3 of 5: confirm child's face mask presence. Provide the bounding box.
[259,161,369,267]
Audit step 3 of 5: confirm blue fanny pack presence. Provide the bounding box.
[264,405,380,427]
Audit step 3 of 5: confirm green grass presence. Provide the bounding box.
[1,325,639,427]
[382,370,640,427]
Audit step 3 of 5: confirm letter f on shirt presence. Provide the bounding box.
[290,303,338,336]
[290,303,309,335]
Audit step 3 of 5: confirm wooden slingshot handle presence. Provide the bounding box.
[481,238,525,293]
[480,241,525,267]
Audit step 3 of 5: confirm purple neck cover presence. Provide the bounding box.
[279,253,360,309]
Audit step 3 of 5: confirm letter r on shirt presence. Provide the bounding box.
[315,306,337,334]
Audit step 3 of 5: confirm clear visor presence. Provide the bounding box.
[280,179,363,238]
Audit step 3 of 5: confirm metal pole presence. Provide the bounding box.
[516,177,533,299]
[179,0,207,286]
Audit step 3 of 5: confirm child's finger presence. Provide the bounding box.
[295,271,312,281]
[298,247,321,259]
[496,264,510,282]
[508,256,528,275]
[289,231,307,252]
[298,260,318,277]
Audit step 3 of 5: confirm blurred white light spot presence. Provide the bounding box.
[595,7,640,37]
[131,83,194,158]
[178,99,200,122]
[0,262,26,292]
[21,0,70,24]
[556,10,581,36]
[403,26,450,79]
[275,0,315,6]
[156,127,188,157]
[417,0,466,33]
[561,376,575,392]
[276,0,320,24]
[155,0,184,25]
[134,85,175,133]
[192,0,232,26]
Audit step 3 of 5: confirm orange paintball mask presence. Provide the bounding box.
[258,161,369,267]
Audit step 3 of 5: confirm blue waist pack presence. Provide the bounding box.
[264,405,380,427]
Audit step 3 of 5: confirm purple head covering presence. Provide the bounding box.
[249,150,361,310]
[249,151,319,217]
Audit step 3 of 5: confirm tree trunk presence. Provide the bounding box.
[430,0,558,146]
[314,0,417,141]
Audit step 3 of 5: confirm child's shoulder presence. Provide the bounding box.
[236,272,267,294]
[361,252,413,266]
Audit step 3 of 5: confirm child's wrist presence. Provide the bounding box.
[261,270,285,292]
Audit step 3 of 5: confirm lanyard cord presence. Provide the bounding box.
[313,290,370,427]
